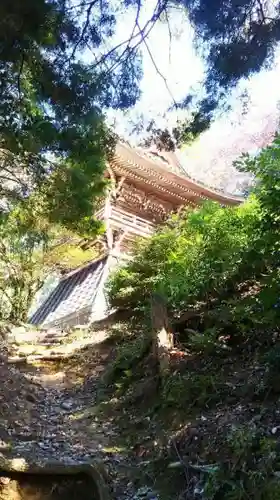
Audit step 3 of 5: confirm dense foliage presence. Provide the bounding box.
[108,134,280,337]
[106,135,280,500]
[108,199,261,312]
[0,196,103,322]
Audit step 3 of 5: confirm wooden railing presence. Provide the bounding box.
[95,205,155,238]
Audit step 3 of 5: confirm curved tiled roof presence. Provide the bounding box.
[114,143,244,206]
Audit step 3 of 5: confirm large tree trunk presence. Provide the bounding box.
[150,293,174,375]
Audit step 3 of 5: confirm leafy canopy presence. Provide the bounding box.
[0,0,143,223]
[1,0,278,164]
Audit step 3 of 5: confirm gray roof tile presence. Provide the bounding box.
[30,258,106,326]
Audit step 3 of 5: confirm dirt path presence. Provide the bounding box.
[0,325,143,499]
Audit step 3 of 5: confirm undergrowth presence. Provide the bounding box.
[102,329,152,392]
[103,263,280,499]
[204,425,280,500]
[161,371,225,410]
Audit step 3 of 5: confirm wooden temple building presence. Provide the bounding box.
[29,142,243,329]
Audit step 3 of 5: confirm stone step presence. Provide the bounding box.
[39,342,65,347]
[41,335,67,341]
[13,334,69,344]
[39,342,60,347]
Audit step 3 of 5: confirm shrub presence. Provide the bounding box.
[108,198,261,315]
[187,327,230,355]
[204,425,280,500]
[161,371,223,409]
[104,333,152,385]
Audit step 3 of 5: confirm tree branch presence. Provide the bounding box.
[129,0,142,46]
[70,0,99,60]
[17,53,25,99]
[136,19,178,109]
[92,0,167,74]
[255,0,265,23]
[164,8,173,65]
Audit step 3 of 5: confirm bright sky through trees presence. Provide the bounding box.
[104,3,280,152]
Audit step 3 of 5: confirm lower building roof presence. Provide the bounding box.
[29,257,107,326]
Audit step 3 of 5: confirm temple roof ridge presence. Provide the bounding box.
[115,141,244,203]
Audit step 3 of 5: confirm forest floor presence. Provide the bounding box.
[1,317,280,500]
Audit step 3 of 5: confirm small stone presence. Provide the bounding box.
[26,393,37,403]
[272,426,279,435]
[147,492,157,499]
[135,486,153,497]
[61,400,73,410]
[0,477,11,485]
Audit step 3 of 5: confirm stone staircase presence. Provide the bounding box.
[6,324,95,363]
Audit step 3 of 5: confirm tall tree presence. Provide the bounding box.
[0,0,142,224]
